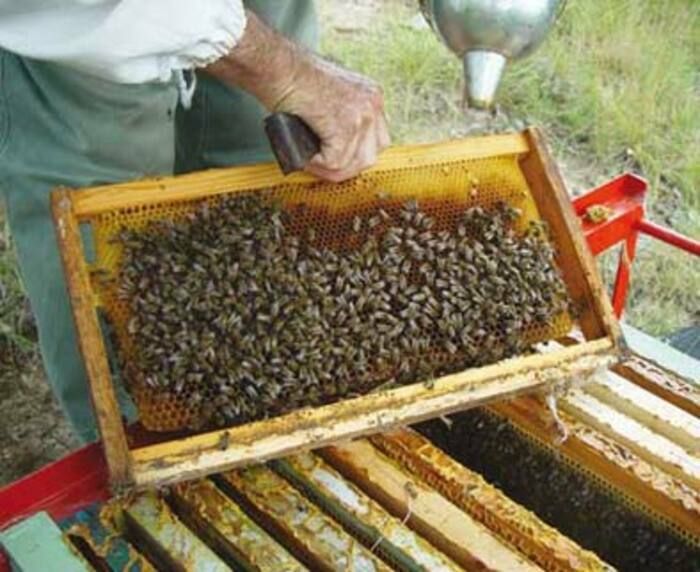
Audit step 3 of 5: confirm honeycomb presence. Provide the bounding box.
[88,153,573,431]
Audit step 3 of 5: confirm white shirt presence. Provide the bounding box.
[0,0,247,84]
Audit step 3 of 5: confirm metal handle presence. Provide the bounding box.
[264,113,321,175]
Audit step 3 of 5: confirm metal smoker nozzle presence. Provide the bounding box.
[463,50,507,109]
[420,0,564,109]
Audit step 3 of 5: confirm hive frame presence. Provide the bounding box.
[52,128,623,491]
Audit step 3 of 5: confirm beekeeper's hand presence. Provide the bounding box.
[207,11,390,182]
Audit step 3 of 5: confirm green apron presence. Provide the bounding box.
[0,1,317,442]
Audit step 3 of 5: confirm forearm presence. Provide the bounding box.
[206,10,304,111]
[206,8,390,182]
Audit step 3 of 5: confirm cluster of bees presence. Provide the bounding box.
[420,409,694,571]
[117,192,570,429]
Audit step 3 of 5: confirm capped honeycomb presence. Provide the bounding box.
[88,153,573,431]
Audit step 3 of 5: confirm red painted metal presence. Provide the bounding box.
[573,173,647,256]
[610,233,638,318]
[573,172,699,318]
[0,442,109,530]
[636,219,700,256]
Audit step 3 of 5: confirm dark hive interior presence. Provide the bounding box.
[416,410,700,572]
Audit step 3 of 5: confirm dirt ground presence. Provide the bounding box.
[0,360,79,486]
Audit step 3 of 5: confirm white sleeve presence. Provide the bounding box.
[0,0,247,84]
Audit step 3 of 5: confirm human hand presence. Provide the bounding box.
[206,11,390,182]
[273,57,390,182]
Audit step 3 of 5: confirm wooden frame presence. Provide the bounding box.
[366,429,613,571]
[52,128,622,491]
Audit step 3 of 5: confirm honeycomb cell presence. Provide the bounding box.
[90,154,574,432]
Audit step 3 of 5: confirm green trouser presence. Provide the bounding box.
[0,2,318,443]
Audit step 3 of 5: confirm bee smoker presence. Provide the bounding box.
[420,0,565,109]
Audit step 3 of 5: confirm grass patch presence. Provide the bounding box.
[0,215,37,369]
[598,231,700,337]
[321,4,463,142]
[498,1,700,212]
[321,0,699,337]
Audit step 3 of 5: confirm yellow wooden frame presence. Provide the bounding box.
[52,128,623,491]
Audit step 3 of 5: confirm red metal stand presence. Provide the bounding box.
[573,173,700,318]
[0,443,109,529]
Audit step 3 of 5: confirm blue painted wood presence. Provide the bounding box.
[60,504,145,572]
[623,323,699,384]
[1,512,90,572]
[125,493,228,572]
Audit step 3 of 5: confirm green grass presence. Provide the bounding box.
[321,0,700,336]
[323,8,463,142]
[0,216,37,369]
[598,232,700,337]
[499,1,700,210]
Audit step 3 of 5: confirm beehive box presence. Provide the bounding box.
[52,128,623,491]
